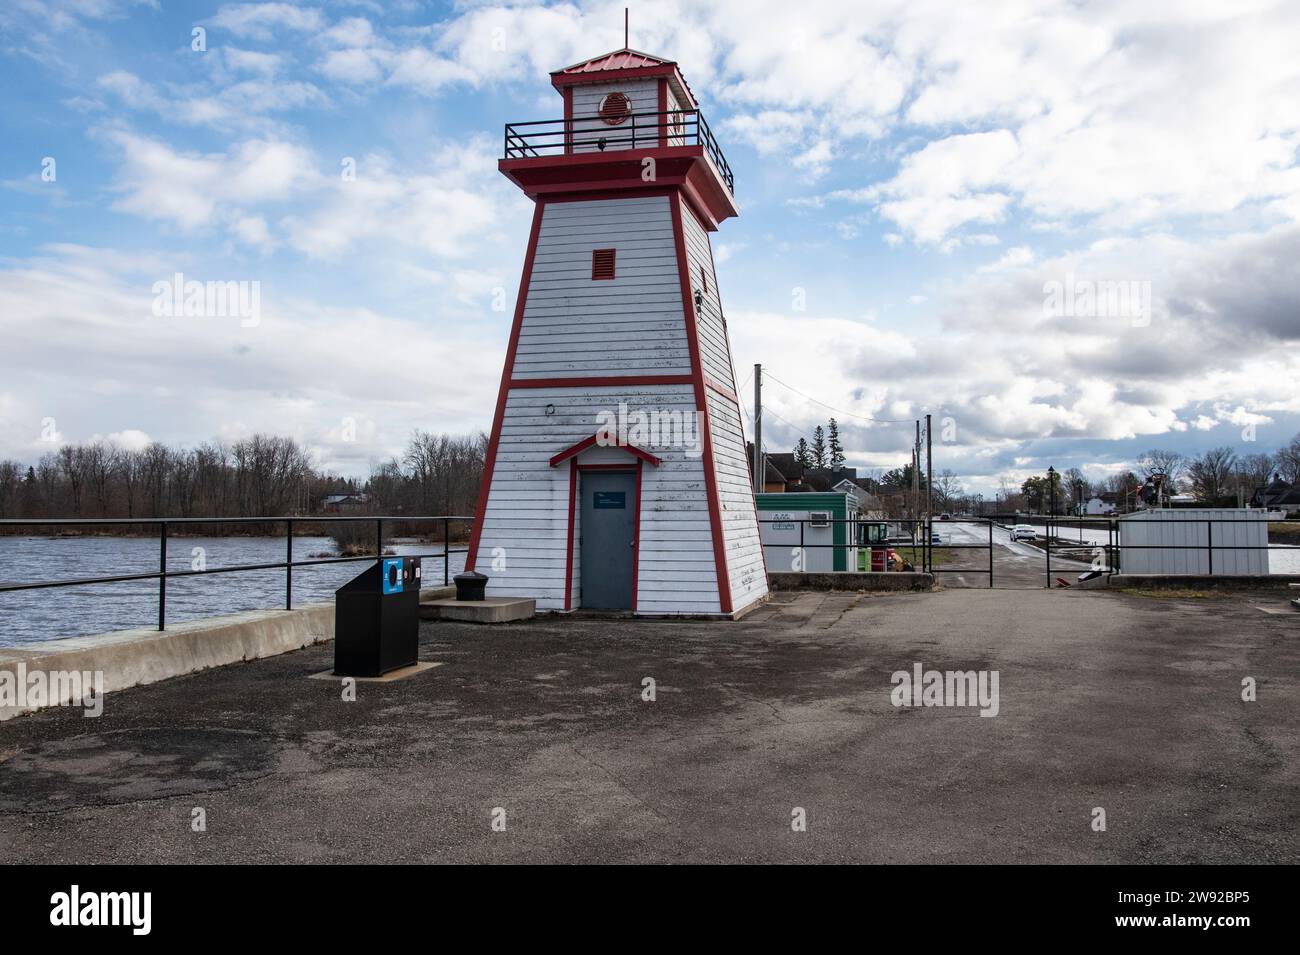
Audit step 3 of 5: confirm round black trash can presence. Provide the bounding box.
[453,571,489,601]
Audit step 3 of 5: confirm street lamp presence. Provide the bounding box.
[1046,465,1057,524]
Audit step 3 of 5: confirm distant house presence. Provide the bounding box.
[319,493,369,513]
[745,447,810,493]
[1250,475,1300,514]
[803,466,859,492]
[1084,493,1119,515]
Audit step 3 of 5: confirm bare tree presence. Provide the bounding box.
[1137,449,1186,489]
[0,460,20,517]
[83,441,117,516]
[932,470,963,510]
[1186,447,1237,503]
[1276,433,1300,484]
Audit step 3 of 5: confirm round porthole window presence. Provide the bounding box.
[599,92,631,125]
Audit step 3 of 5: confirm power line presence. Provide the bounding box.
[761,371,915,425]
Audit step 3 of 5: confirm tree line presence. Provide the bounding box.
[0,431,486,525]
[1010,434,1300,513]
[792,419,846,470]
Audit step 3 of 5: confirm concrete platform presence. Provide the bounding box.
[307,661,443,682]
[3,588,1298,863]
[419,596,535,623]
[768,571,934,592]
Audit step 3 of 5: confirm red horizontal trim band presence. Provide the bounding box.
[704,375,739,405]
[510,375,693,389]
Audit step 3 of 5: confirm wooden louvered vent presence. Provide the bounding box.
[591,248,616,280]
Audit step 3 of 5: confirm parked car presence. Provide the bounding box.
[939,513,951,521]
[1010,524,1037,541]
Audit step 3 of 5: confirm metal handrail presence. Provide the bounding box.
[0,515,475,630]
[755,515,1294,586]
[502,109,735,194]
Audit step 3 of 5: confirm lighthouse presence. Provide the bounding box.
[464,46,767,617]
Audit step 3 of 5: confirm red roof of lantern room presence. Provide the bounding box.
[550,47,698,109]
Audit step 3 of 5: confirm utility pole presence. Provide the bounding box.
[925,413,933,572]
[752,363,763,494]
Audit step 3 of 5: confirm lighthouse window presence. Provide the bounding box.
[599,92,631,125]
[592,248,616,280]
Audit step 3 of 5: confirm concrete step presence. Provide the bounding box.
[420,596,536,624]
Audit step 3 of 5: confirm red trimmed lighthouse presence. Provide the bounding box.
[464,46,767,617]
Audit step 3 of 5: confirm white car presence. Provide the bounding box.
[1010,524,1037,541]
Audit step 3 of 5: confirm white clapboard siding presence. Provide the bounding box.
[570,79,660,154]
[679,196,737,389]
[513,197,692,379]
[478,384,722,611]
[707,390,769,608]
[477,181,765,615]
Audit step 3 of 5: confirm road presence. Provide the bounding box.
[930,520,1094,589]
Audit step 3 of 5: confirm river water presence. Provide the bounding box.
[1,530,1295,648]
[0,536,466,647]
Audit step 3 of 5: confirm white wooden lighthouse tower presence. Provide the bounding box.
[464,47,767,617]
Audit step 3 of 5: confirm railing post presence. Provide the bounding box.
[799,519,805,572]
[158,520,167,631]
[1045,517,1051,588]
[1207,520,1213,575]
[443,517,450,586]
[988,519,994,589]
[285,518,293,610]
[376,518,383,570]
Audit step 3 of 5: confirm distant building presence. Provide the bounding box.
[1250,474,1300,514]
[320,493,369,513]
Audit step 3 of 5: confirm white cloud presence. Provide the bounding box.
[208,2,325,41]
[0,245,503,472]
[105,131,315,234]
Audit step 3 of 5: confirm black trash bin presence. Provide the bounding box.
[334,556,422,677]
[453,571,488,601]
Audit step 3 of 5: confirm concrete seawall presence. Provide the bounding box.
[1,603,334,721]
[0,586,458,721]
[1107,573,1300,591]
[767,571,935,592]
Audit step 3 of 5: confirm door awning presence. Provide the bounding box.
[548,434,663,468]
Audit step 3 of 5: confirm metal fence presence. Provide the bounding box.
[758,514,1294,588]
[759,519,972,579]
[502,109,735,194]
[0,515,474,631]
[1015,514,1288,586]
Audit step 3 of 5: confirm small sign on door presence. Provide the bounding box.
[593,491,626,509]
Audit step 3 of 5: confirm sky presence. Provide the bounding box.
[1,0,1298,497]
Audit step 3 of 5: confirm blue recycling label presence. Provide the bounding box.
[382,558,404,594]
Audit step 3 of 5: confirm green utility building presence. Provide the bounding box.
[755,492,861,572]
